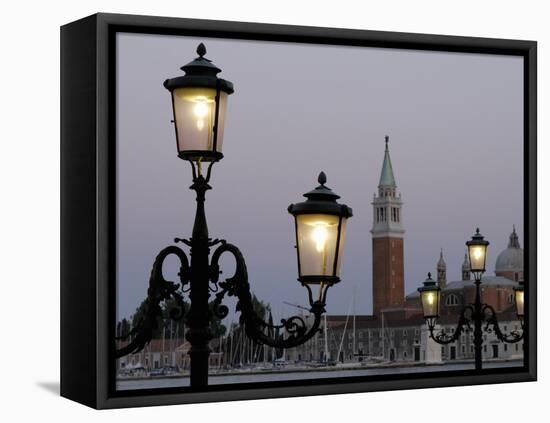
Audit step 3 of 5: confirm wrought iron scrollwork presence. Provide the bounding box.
[428,306,473,345]
[427,303,523,346]
[209,242,325,349]
[114,245,190,358]
[482,304,524,343]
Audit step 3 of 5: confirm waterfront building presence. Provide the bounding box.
[117,338,223,373]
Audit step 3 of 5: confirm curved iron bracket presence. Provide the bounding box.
[428,306,473,345]
[209,242,325,349]
[114,245,190,358]
[482,304,524,343]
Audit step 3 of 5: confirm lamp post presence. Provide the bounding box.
[418,228,524,370]
[115,44,352,387]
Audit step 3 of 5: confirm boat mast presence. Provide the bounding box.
[352,286,356,358]
[336,298,353,363]
[324,314,329,362]
[381,311,385,359]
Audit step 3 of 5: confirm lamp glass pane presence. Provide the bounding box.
[468,244,487,272]
[334,218,348,276]
[515,289,524,317]
[421,290,439,318]
[172,88,228,157]
[296,214,340,278]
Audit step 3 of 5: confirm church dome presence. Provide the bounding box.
[495,226,523,273]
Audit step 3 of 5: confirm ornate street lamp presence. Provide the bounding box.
[115,44,352,388]
[417,273,440,327]
[163,43,233,163]
[288,171,353,303]
[466,228,489,280]
[419,228,524,370]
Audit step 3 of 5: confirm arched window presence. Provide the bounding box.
[445,294,459,306]
[507,293,514,304]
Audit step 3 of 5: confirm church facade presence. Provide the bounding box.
[287,137,524,366]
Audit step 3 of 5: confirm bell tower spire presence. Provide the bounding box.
[508,224,520,248]
[462,249,471,281]
[437,249,447,289]
[371,135,405,316]
[379,135,396,192]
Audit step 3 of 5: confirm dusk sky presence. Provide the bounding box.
[116,33,523,323]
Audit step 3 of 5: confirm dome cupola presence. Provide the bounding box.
[495,226,523,281]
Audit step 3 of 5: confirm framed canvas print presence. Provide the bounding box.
[60,13,537,409]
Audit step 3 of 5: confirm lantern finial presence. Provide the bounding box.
[427,272,432,279]
[197,43,207,58]
[318,171,327,186]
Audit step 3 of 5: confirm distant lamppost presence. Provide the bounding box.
[115,44,352,387]
[418,228,524,370]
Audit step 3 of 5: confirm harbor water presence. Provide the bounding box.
[117,360,523,390]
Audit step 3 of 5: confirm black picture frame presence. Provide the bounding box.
[60,12,537,409]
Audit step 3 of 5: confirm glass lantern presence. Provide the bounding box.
[466,228,490,277]
[164,43,234,162]
[418,273,441,319]
[288,172,352,286]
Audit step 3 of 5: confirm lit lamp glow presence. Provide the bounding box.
[164,43,233,162]
[418,273,441,320]
[312,223,329,253]
[295,214,342,278]
[288,172,352,287]
[514,279,525,319]
[466,228,489,278]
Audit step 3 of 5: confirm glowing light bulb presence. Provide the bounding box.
[426,292,434,305]
[472,247,483,260]
[517,291,524,304]
[312,224,328,253]
[193,98,210,131]
[194,101,209,117]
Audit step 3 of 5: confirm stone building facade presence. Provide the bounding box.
[117,338,223,373]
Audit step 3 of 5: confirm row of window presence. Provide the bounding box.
[341,325,519,343]
[345,328,420,339]
[442,342,522,355]
[444,293,514,306]
[375,206,401,223]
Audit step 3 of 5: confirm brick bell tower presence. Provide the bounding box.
[371,136,405,316]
